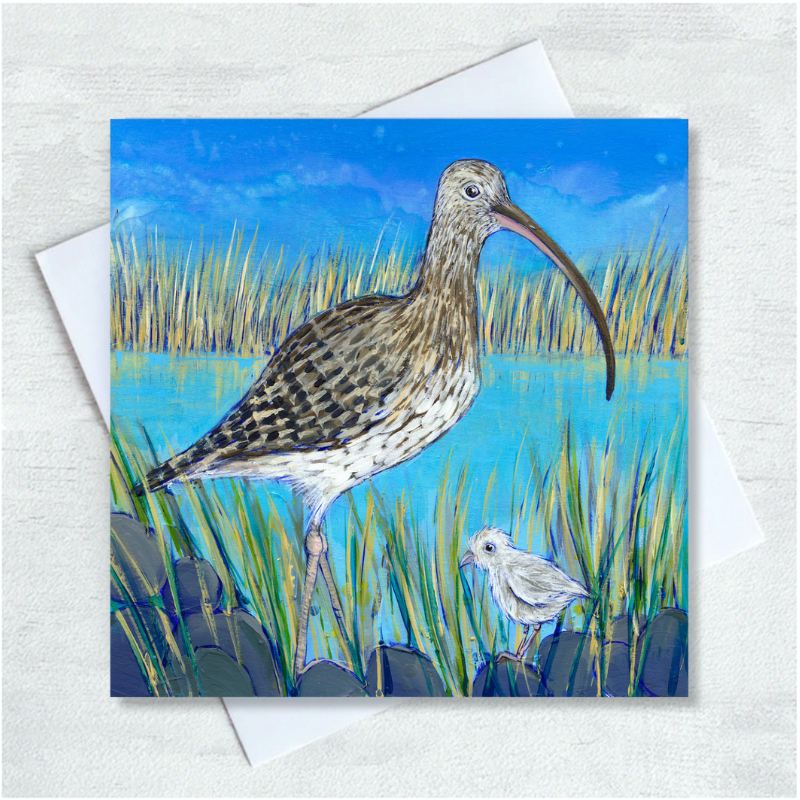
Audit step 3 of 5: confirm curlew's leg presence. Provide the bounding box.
[319,545,349,642]
[294,522,324,677]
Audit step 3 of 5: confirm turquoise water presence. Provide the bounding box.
[112,350,687,654]
[112,350,687,551]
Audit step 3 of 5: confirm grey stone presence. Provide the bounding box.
[534,630,632,697]
[111,607,191,696]
[183,608,283,696]
[608,614,645,646]
[110,613,152,697]
[602,642,633,697]
[163,557,223,616]
[366,645,445,697]
[538,631,603,697]
[110,513,167,604]
[194,647,255,697]
[472,653,546,697]
[296,660,367,697]
[638,608,688,697]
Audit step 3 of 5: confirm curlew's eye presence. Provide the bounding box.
[463,183,481,200]
[484,542,495,553]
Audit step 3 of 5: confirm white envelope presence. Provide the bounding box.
[36,40,762,766]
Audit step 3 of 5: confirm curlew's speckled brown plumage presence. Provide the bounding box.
[138,159,616,677]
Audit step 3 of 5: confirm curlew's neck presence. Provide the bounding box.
[414,213,483,312]
[409,213,485,363]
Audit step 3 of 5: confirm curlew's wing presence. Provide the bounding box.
[144,293,417,487]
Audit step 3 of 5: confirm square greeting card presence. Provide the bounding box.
[110,119,688,698]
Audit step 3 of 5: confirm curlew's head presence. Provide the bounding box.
[431,160,512,238]
[427,159,615,400]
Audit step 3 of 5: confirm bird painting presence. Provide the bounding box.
[460,526,590,659]
[135,159,615,678]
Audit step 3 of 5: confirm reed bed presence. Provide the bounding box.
[111,227,687,360]
[111,409,687,697]
[527,418,687,692]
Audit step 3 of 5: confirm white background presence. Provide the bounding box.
[2,4,796,796]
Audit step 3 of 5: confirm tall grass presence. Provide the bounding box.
[111,409,686,697]
[372,467,495,697]
[526,417,687,694]
[111,424,356,694]
[111,227,687,360]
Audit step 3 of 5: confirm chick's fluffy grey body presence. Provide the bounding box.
[488,550,588,626]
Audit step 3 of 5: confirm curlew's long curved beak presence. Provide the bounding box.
[459,550,475,568]
[493,202,616,400]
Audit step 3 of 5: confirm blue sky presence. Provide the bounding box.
[111,118,687,270]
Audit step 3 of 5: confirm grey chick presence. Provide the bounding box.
[460,526,590,659]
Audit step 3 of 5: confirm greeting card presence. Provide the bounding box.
[110,119,688,697]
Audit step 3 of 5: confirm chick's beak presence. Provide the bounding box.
[459,550,476,569]
[492,202,616,401]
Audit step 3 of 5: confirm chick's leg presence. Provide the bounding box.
[516,624,540,660]
[515,626,531,659]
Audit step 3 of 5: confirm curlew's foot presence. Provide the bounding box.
[293,523,353,678]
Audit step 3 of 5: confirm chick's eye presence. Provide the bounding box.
[484,543,495,553]
[463,183,481,199]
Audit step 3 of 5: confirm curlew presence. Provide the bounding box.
[137,159,615,678]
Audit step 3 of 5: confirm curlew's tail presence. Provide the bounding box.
[133,452,195,496]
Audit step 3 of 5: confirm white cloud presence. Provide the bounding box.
[617,184,668,210]
[515,161,622,204]
[293,159,430,216]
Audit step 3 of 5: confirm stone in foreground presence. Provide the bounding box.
[296,660,367,697]
[638,608,688,697]
[193,646,255,696]
[366,644,445,697]
[110,513,167,605]
[181,608,283,696]
[163,556,223,616]
[472,653,546,697]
